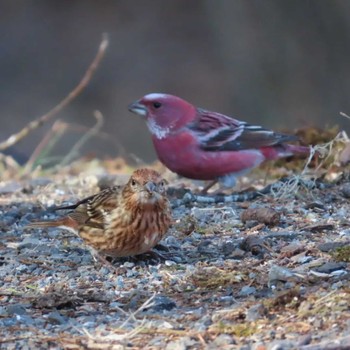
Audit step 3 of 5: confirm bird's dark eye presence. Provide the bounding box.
[131,179,137,186]
[153,102,162,109]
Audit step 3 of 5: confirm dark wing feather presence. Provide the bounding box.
[85,186,121,224]
[55,186,122,229]
[188,108,297,151]
[53,194,98,211]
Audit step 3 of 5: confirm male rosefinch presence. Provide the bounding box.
[27,168,172,258]
[128,93,309,190]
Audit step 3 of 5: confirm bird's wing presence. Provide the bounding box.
[188,108,297,151]
[57,186,122,229]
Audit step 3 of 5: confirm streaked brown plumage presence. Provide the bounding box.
[27,168,172,257]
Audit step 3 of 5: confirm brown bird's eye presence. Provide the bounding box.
[131,179,137,186]
[153,102,162,109]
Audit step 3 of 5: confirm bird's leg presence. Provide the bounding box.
[207,173,239,195]
[131,247,174,262]
[146,249,169,261]
[200,174,239,195]
[152,244,184,261]
[201,180,218,194]
[154,243,170,252]
[96,255,117,271]
[87,247,118,272]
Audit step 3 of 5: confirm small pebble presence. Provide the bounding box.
[239,286,257,296]
[318,242,345,252]
[46,311,68,325]
[6,304,28,316]
[208,334,236,348]
[246,303,266,321]
[2,318,18,327]
[314,262,347,274]
[340,183,350,198]
[268,265,299,284]
[145,295,177,313]
[123,262,135,268]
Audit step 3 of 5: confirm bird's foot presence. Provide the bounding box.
[200,180,218,194]
[88,248,119,272]
[151,247,184,262]
[122,247,181,264]
[153,243,170,252]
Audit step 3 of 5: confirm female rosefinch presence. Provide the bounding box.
[128,93,309,190]
[27,168,172,258]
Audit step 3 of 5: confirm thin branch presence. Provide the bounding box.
[23,120,68,174]
[119,293,156,329]
[340,111,350,120]
[0,33,109,152]
[58,110,104,167]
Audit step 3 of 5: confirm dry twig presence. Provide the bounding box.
[23,120,68,173]
[58,110,104,167]
[0,34,109,155]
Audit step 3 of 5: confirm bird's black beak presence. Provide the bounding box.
[128,101,147,117]
[144,181,156,194]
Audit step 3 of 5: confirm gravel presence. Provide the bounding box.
[0,173,349,349]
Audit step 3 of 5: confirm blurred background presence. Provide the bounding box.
[1,0,350,165]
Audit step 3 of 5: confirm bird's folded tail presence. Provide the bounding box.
[261,144,311,160]
[25,216,79,230]
[284,144,311,155]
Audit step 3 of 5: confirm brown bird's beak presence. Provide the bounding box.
[144,181,156,194]
[128,101,147,117]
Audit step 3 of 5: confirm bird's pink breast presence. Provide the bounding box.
[152,133,266,180]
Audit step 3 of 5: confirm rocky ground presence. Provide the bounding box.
[0,160,349,350]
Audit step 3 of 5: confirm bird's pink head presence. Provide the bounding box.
[128,93,196,139]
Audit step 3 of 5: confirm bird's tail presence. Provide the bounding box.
[284,144,311,155]
[262,144,311,160]
[25,216,78,230]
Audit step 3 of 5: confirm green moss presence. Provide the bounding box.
[25,284,39,291]
[191,267,245,290]
[213,321,257,337]
[164,264,186,272]
[331,246,350,262]
[263,288,301,311]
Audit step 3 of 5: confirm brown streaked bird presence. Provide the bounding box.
[26,168,172,258]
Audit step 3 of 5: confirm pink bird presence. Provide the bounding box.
[128,93,309,190]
